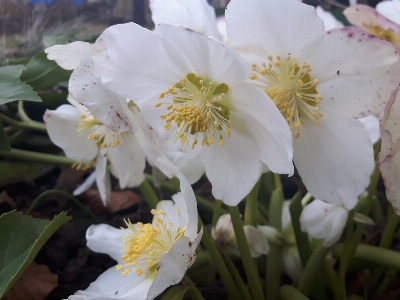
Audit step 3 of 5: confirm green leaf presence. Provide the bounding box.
[20,51,72,91]
[0,81,42,105]
[0,119,10,151]
[161,286,189,300]
[0,160,49,187]
[0,65,26,82]
[0,211,71,297]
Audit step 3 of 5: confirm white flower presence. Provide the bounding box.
[72,156,202,300]
[300,199,349,247]
[92,23,294,206]
[344,4,400,50]
[43,96,145,203]
[212,214,269,257]
[150,0,222,40]
[376,1,400,26]
[379,87,400,214]
[227,0,400,209]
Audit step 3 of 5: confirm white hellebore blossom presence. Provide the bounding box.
[212,214,269,257]
[379,88,400,214]
[92,23,294,206]
[70,156,202,300]
[300,199,349,247]
[44,42,147,203]
[227,0,400,209]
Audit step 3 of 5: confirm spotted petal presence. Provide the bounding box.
[45,41,93,70]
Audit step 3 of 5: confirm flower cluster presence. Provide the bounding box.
[41,0,400,298]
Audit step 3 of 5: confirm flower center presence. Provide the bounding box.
[249,55,323,138]
[77,113,125,148]
[116,208,187,277]
[155,72,231,148]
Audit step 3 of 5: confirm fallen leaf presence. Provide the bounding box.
[55,167,90,190]
[3,262,58,300]
[0,191,16,209]
[83,189,142,214]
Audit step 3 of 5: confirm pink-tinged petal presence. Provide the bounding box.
[146,231,202,300]
[156,155,198,237]
[96,150,111,204]
[376,1,400,25]
[45,41,93,70]
[293,111,374,210]
[86,224,124,264]
[154,24,249,86]
[379,88,400,214]
[226,0,325,62]
[108,133,146,188]
[150,0,221,39]
[229,83,294,175]
[344,4,400,33]
[69,57,138,133]
[199,129,262,206]
[308,27,400,118]
[92,23,191,101]
[43,105,98,162]
[74,266,149,300]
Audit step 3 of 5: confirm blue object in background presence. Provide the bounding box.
[29,0,85,7]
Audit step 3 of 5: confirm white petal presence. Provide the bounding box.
[359,115,380,144]
[96,150,111,204]
[146,231,202,300]
[379,88,400,214]
[243,225,270,257]
[376,1,400,25]
[293,111,374,210]
[199,129,262,206]
[229,82,294,175]
[69,57,138,133]
[226,0,325,62]
[308,27,400,118]
[150,0,221,38]
[316,6,344,31]
[45,41,93,70]
[283,246,302,282]
[73,171,97,196]
[75,266,148,300]
[156,155,198,238]
[108,133,146,188]
[85,224,124,264]
[154,24,249,86]
[300,200,348,247]
[92,23,191,101]
[43,105,98,162]
[168,153,204,185]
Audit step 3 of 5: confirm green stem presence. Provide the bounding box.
[0,148,75,166]
[138,180,159,209]
[27,189,98,220]
[279,285,309,300]
[244,179,261,226]
[266,184,284,300]
[198,217,242,300]
[289,191,312,266]
[221,251,253,300]
[196,195,228,215]
[380,212,400,248]
[297,245,330,296]
[212,200,222,227]
[181,274,205,300]
[229,205,265,300]
[375,269,397,296]
[332,244,400,270]
[0,112,47,132]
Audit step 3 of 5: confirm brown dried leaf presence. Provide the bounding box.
[0,191,16,209]
[83,189,142,214]
[55,167,90,190]
[3,262,58,300]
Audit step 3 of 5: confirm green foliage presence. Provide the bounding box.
[161,286,189,300]
[0,119,10,151]
[0,160,48,187]
[0,211,71,297]
[0,65,41,105]
[20,50,72,91]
